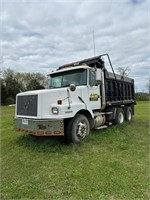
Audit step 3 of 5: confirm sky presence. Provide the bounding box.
[1,0,149,92]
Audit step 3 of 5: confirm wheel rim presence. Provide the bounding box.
[119,112,124,123]
[76,122,87,139]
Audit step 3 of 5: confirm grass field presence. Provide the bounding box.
[1,101,149,199]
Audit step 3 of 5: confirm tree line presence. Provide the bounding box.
[1,68,47,105]
[135,92,149,101]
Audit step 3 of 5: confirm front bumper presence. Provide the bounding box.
[14,118,64,136]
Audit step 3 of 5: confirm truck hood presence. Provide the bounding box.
[17,87,80,105]
[16,87,84,119]
[17,89,51,96]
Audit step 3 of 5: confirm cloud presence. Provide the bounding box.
[1,0,149,91]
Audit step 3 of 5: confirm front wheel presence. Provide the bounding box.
[66,114,90,144]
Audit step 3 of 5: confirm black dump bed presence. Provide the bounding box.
[104,70,135,106]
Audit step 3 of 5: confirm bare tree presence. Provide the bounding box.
[117,66,131,77]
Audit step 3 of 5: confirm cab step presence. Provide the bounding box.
[94,125,108,130]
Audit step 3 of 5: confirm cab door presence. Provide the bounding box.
[88,69,101,110]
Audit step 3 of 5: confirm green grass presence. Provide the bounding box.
[1,101,149,199]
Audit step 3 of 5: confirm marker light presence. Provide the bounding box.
[37,131,44,135]
[54,131,61,135]
[57,100,62,105]
[46,131,52,135]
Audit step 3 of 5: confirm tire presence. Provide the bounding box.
[125,106,133,122]
[66,114,90,144]
[114,108,124,125]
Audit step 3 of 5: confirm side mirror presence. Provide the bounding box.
[96,68,102,81]
[69,84,76,92]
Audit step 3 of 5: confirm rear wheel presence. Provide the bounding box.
[66,114,90,144]
[125,106,133,121]
[114,108,124,125]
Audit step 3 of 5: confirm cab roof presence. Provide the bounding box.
[48,65,90,75]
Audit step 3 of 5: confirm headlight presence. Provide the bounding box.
[52,107,59,114]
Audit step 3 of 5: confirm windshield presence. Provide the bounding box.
[48,69,87,88]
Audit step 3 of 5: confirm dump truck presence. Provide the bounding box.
[14,54,136,144]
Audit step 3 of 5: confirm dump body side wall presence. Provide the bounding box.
[104,71,135,106]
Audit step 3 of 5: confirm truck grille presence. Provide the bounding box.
[17,95,38,116]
